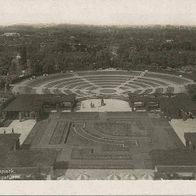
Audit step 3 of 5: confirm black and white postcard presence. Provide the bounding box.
[0,0,196,195]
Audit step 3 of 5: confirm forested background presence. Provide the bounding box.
[0,25,196,76]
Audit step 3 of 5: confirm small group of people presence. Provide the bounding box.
[81,98,106,110]
[90,102,95,108]
[90,98,106,108]
[81,102,96,109]
[178,109,194,120]
[3,128,14,134]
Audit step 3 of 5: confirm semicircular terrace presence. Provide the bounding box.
[12,70,195,98]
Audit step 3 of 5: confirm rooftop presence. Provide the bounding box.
[3,94,76,112]
[150,149,196,167]
[0,133,20,151]
[0,149,58,168]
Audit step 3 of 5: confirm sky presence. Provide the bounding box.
[0,0,196,26]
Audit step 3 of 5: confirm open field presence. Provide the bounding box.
[12,70,194,98]
[23,112,184,169]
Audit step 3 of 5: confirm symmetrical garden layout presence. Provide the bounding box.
[12,70,194,98]
[23,112,184,169]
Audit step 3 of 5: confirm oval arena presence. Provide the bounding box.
[12,70,194,98]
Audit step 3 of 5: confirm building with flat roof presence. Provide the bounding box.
[0,149,58,180]
[150,149,196,179]
[3,94,76,120]
[0,133,20,152]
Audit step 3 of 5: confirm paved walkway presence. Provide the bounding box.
[169,119,196,145]
[0,120,36,144]
[77,99,132,112]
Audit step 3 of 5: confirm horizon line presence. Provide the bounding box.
[1,22,196,28]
